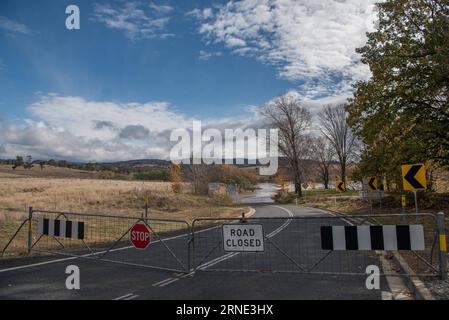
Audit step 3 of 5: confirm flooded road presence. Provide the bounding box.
[237,183,277,204]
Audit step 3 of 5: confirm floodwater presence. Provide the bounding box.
[237,183,277,204]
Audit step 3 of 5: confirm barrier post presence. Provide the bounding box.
[27,207,33,254]
[437,212,447,280]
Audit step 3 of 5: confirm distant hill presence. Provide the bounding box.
[104,159,171,168]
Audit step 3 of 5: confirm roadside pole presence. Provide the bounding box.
[413,191,418,213]
[401,193,407,223]
[413,190,419,223]
[436,212,447,280]
[379,197,382,213]
[27,206,33,254]
[143,195,149,219]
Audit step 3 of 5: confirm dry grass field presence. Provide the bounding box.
[0,164,103,179]
[0,166,248,257]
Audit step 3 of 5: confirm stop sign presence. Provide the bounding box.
[130,222,151,249]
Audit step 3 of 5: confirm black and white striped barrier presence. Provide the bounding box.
[38,218,85,240]
[321,225,425,251]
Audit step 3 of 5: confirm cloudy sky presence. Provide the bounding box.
[0,0,379,161]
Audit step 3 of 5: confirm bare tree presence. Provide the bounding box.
[318,104,357,184]
[311,137,335,189]
[189,163,209,195]
[261,94,312,196]
[186,155,210,196]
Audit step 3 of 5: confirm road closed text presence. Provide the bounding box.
[222,224,264,252]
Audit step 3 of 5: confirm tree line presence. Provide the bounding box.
[347,0,448,191]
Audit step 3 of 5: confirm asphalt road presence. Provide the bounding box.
[0,200,392,300]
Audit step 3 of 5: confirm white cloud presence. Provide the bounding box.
[0,16,31,34]
[225,37,246,47]
[0,91,347,162]
[0,93,274,161]
[92,2,172,40]
[149,3,174,14]
[0,94,195,161]
[0,120,171,161]
[27,94,192,140]
[185,8,214,20]
[199,50,222,61]
[192,0,381,98]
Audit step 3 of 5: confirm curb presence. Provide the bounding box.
[391,252,435,300]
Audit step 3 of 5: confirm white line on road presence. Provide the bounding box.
[152,252,239,287]
[153,205,294,287]
[112,293,134,300]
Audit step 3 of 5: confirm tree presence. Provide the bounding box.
[347,0,449,180]
[261,94,312,196]
[189,163,209,195]
[23,155,33,170]
[274,172,288,192]
[170,163,182,194]
[311,137,335,189]
[319,104,357,185]
[12,156,24,170]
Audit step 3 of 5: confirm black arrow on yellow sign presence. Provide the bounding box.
[368,177,377,191]
[337,181,346,192]
[404,165,425,189]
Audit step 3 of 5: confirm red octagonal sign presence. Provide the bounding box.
[130,222,151,249]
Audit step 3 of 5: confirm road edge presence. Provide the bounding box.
[391,252,435,300]
[245,207,256,218]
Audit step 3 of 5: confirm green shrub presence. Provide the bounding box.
[272,191,297,204]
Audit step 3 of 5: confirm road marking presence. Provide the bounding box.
[113,293,134,300]
[152,273,184,287]
[0,224,221,274]
[123,294,139,300]
[153,253,239,287]
[153,205,294,288]
[267,205,293,237]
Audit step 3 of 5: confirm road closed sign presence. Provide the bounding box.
[130,222,151,249]
[222,224,264,252]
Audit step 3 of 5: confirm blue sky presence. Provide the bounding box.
[0,0,292,121]
[0,0,378,161]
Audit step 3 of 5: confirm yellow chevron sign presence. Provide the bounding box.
[367,177,378,191]
[401,164,427,191]
[336,181,346,192]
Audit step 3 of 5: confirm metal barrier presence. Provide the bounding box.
[27,208,191,273]
[1,207,447,279]
[191,213,444,277]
